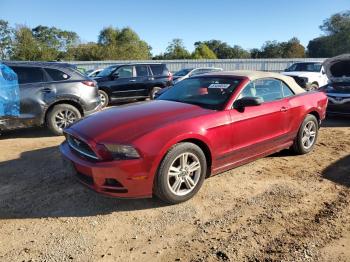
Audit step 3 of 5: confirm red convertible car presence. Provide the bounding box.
[60,71,328,204]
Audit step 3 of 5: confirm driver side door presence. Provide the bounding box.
[109,65,136,99]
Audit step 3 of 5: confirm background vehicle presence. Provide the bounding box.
[321,54,350,115]
[173,67,223,84]
[1,62,100,135]
[94,63,172,107]
[155,67,224,98]
[282,62,328,90]
[60,71,327,204]
[86,68,102,78]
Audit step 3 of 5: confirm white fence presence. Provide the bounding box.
[72,58,325,72]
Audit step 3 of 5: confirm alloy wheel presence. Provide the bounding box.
[54,109,78,129]
[302,121,316,149]
[167,152,201,196]
[99,92,107,106]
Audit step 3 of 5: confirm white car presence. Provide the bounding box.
[172,67,223,84]
[281,62,328,90]
[86,68,103,78]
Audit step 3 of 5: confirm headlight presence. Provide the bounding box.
[104,144,140,160]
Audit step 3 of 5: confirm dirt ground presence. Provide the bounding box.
[0,116,349,262]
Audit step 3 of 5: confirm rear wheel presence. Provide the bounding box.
[98,90,109,108]
[46,104,81,135]
[292,114,319,154]
[154,143,207,204]
[150,87,162,100]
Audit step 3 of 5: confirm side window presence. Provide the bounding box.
[238,78,293,103]
[135,65,149,77]
[281,81,294,97]
[238,81,257,99]
[254,79,283,102]
[115,66,133,78]
[150,65,164,76]
[10,66,45,84]
[45,68,70,81]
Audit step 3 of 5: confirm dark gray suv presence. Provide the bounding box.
[1,62,101,135]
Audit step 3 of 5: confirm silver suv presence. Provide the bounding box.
[1,62,101,135]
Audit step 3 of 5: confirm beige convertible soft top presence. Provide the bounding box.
[207,70,306,94]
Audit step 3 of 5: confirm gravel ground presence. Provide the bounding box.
[0,116,349,262]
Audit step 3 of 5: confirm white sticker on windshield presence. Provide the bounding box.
[208,84,231,89]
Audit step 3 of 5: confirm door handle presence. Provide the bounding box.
[129,79,136,82]
[280,106,289,112]
[41,88,52,93]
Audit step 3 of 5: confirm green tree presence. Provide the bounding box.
[253,38,305,58]
[65,43,104,61]
[192,43,217,59]
[281,38,306,58]
[96,26,151,60]
[0,20,13,59]
[162,38,191,59]
[194,40,250,59]
[11,26,41,60]
[98,26,119,46]
[308,10,350,57]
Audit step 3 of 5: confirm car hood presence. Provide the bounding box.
[69,100,212,143]
[323,54,350,82]
[281,71,320,78]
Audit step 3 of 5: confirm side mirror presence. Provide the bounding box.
[322,70,326,75]
[234,96,263,109]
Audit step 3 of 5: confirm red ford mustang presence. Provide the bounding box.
[60,71,328,204]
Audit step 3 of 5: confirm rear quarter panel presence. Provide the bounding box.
[286,91,328,135]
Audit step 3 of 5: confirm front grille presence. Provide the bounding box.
[67,134,98,160]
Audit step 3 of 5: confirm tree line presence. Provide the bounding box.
[0,10,349,61]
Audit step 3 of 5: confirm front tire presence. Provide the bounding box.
[154,143,207,204]
[46,104,81,135]
[292,114,319,154]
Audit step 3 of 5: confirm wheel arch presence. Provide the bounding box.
[151,134,214,182]
[43,99,84,125]
[306,110,321,125]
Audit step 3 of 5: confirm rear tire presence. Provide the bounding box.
[292,114,319,155]
[98,90,109,108]
[150,87,162,100]
[154,142,207,204]
[46,104,81,136]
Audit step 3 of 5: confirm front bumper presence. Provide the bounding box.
[60,142,154,198]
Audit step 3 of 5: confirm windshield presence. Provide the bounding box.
[157,77,242,110]
[174,68,192,77]
[96,66,117,77]
[285,63,322,72]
